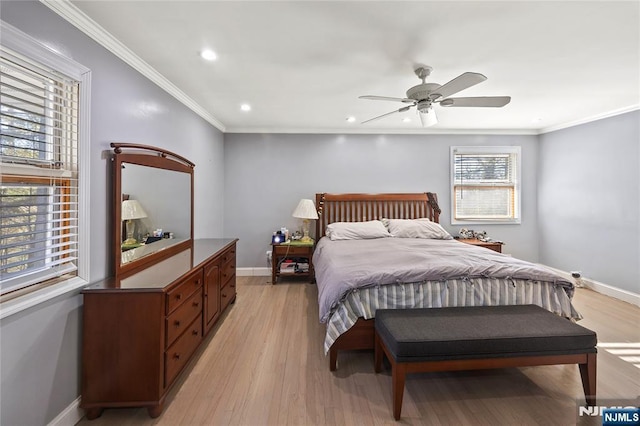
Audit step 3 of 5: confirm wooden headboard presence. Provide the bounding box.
[315,192,441,238]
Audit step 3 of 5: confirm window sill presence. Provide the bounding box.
[452,219,521,225]
[0,276,88,320]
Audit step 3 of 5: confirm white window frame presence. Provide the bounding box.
[0,21,91,318]
[450,146,521,225]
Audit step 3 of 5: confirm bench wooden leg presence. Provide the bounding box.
[374,333,383,373]
[579,352,597,406]
[329,347,338,372]
[392,363,407,421]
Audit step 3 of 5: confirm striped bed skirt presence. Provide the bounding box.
[324,278,582,354]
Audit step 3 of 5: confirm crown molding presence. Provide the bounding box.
[224,127,540,136]
[538,104,640,135]
[37,0,638,138]
[39,0,226,132]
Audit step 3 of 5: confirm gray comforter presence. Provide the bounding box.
[313,237,574,323]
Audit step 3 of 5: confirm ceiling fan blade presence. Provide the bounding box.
[418,108,438,127]
[429,72,487,100]
[362,105,412,124]
[359,95,415,103]
[439,96,511,107]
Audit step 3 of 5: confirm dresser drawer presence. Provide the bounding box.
[221,247,236,264]
[165,314,202,387]
[221,257,235,285]
[166,288,202,348]
[166,271,203,314]
[220,279,236,312]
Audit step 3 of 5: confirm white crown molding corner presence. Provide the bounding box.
[39,0,226,132]
[538,104,640,134]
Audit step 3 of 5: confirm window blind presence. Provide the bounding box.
[1,48,80,295]
[452,148,519,221]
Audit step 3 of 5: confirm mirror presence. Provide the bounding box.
[112,143,194,277]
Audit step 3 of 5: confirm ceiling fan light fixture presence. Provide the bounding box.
[358,65,509,127]
[418,108,438,127]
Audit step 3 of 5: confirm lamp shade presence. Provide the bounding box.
[122,199,148,221]
[292,199,318,220]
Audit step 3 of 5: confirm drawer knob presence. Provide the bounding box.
[192,330,199,336]
[195,279,201,285]
[173,353,181,360]
[231,283,236,288]
[192,301,200,307]
[175,294,182,300]
[222,294,227,298]
[174,320,181,327]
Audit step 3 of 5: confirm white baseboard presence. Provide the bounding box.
[237,267,270,277]
[47,397,83,426]
[582,277,640,307]
[544,265,640,307]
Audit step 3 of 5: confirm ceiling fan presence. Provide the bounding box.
[359,65,511,127]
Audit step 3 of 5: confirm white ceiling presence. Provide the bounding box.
[55,1,639,134]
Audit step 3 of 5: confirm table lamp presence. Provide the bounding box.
[122,199,147,245]
[292,199,319,244]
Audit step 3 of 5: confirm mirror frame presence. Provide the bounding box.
[112,142,194,277]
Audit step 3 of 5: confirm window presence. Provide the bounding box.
[450,146,521,224]
[0,22,90,309]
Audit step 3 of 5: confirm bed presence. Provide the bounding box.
[312,192,582,371]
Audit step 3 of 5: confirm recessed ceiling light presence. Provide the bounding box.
[200,49,217,61]
[402,117,411,123]
[531,117,543,123]
[240,104,251,112]
[346,116,356,123]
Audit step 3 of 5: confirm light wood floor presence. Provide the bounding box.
[79,277,639,425]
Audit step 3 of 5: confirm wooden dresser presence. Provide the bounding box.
[81,238,237,419]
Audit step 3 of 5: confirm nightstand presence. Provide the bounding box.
[271,241,314,284]
[458,238,503,253]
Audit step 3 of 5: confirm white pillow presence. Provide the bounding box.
[385,218,453,240]
[326,220,392,241]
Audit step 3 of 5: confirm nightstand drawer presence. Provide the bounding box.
[276,246,311,255]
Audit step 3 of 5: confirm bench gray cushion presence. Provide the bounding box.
[375,305,597,362]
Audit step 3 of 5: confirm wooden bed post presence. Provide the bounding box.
[315,193,325,241]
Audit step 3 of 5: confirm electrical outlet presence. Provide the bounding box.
[266,250,272,263]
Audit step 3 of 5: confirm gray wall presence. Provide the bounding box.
[1,2,637,425]
[0,2,224,425]
[538,111,640,294]
[223,133,540,268]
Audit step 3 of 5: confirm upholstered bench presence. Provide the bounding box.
[374,305,597,420]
